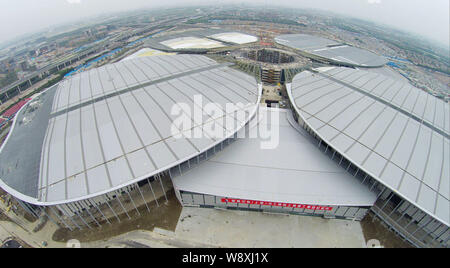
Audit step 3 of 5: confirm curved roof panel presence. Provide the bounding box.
[276,34,388,68]
[0,54,260,205]
[288,67,449,226]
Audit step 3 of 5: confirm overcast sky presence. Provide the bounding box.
[0,0,448,47]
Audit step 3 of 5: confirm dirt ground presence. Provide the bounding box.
[0,211,12,223]
[361,212,413,248]
[22,210,37,223]
[0,189,12,223]
[52,191,182,243]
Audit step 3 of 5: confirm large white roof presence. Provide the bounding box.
[161,37,225,49]
[288,67,449,226]
[208,32,258,45]
[146,29,258,52]
[173,108,377,207]
[276,34,388,68]
[0,54,259,205]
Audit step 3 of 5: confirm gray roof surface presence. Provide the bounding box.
[0,54,259,205]
[288,67,449,226]
[0,86,58,198]
[276,34,388,67]
[173,108,377,206]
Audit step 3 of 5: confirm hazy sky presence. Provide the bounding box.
[0,0,448,47]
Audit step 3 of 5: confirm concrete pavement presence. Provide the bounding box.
[173,207,367,248]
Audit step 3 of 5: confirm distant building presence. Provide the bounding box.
[18,60,28,71]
